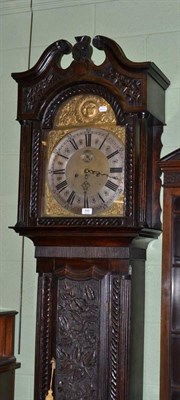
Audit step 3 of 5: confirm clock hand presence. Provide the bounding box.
[81,170,91,194]
[84,168,119,180]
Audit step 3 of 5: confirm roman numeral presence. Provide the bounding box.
[53,169,65,174]
[53,150,69,159]
[69,138,78,150]
[99,134,108,150]
[107,150,119,159]
[105,180,118,192]
[85,133,92,147]
[67,191,76,205]
[110,167,122,173]
[56,180,68,192]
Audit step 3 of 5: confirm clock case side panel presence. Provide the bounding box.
[16,121,34,227]
[136,114,163,230]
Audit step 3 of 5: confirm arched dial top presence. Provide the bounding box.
[47,127,125,216]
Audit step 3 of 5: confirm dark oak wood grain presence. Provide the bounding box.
[11,36,169,400]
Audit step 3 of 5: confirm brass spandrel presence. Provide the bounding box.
[44,181,124,217]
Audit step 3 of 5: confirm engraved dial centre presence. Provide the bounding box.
[66,147,109,195]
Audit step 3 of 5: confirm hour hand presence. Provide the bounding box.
[84,168,101,176]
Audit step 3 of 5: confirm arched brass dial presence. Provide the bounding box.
[47,127,125,216]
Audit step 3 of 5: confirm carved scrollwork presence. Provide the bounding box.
[164,172,180,185]
[55,278,99,399]
[23,73,58,113]
[94,66,143,106]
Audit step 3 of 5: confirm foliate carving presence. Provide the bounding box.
[94,66,143,106]
[30,130,41,218]
[23,73,57,113]
[164,172,180,186]
[55,278,100,400]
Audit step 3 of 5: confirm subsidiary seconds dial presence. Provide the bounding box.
[47,127,125,216]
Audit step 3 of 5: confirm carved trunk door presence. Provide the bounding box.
[35,259,131,400]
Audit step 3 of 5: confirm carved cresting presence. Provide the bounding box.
[21,35,145,116]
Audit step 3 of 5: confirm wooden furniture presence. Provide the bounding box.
[0,311,20,400]
[160,150,180,400]
[11,35,169,400]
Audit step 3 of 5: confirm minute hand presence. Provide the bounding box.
[84,168,119,180]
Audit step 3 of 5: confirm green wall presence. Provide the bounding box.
[0,1,179,399]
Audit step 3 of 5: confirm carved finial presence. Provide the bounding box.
[72,36,93,61]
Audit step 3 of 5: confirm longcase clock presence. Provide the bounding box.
[12,35,170,400]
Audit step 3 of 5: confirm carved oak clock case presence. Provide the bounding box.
[12,36,169,400]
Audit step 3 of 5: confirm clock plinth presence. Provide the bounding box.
[12,35,169,400]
